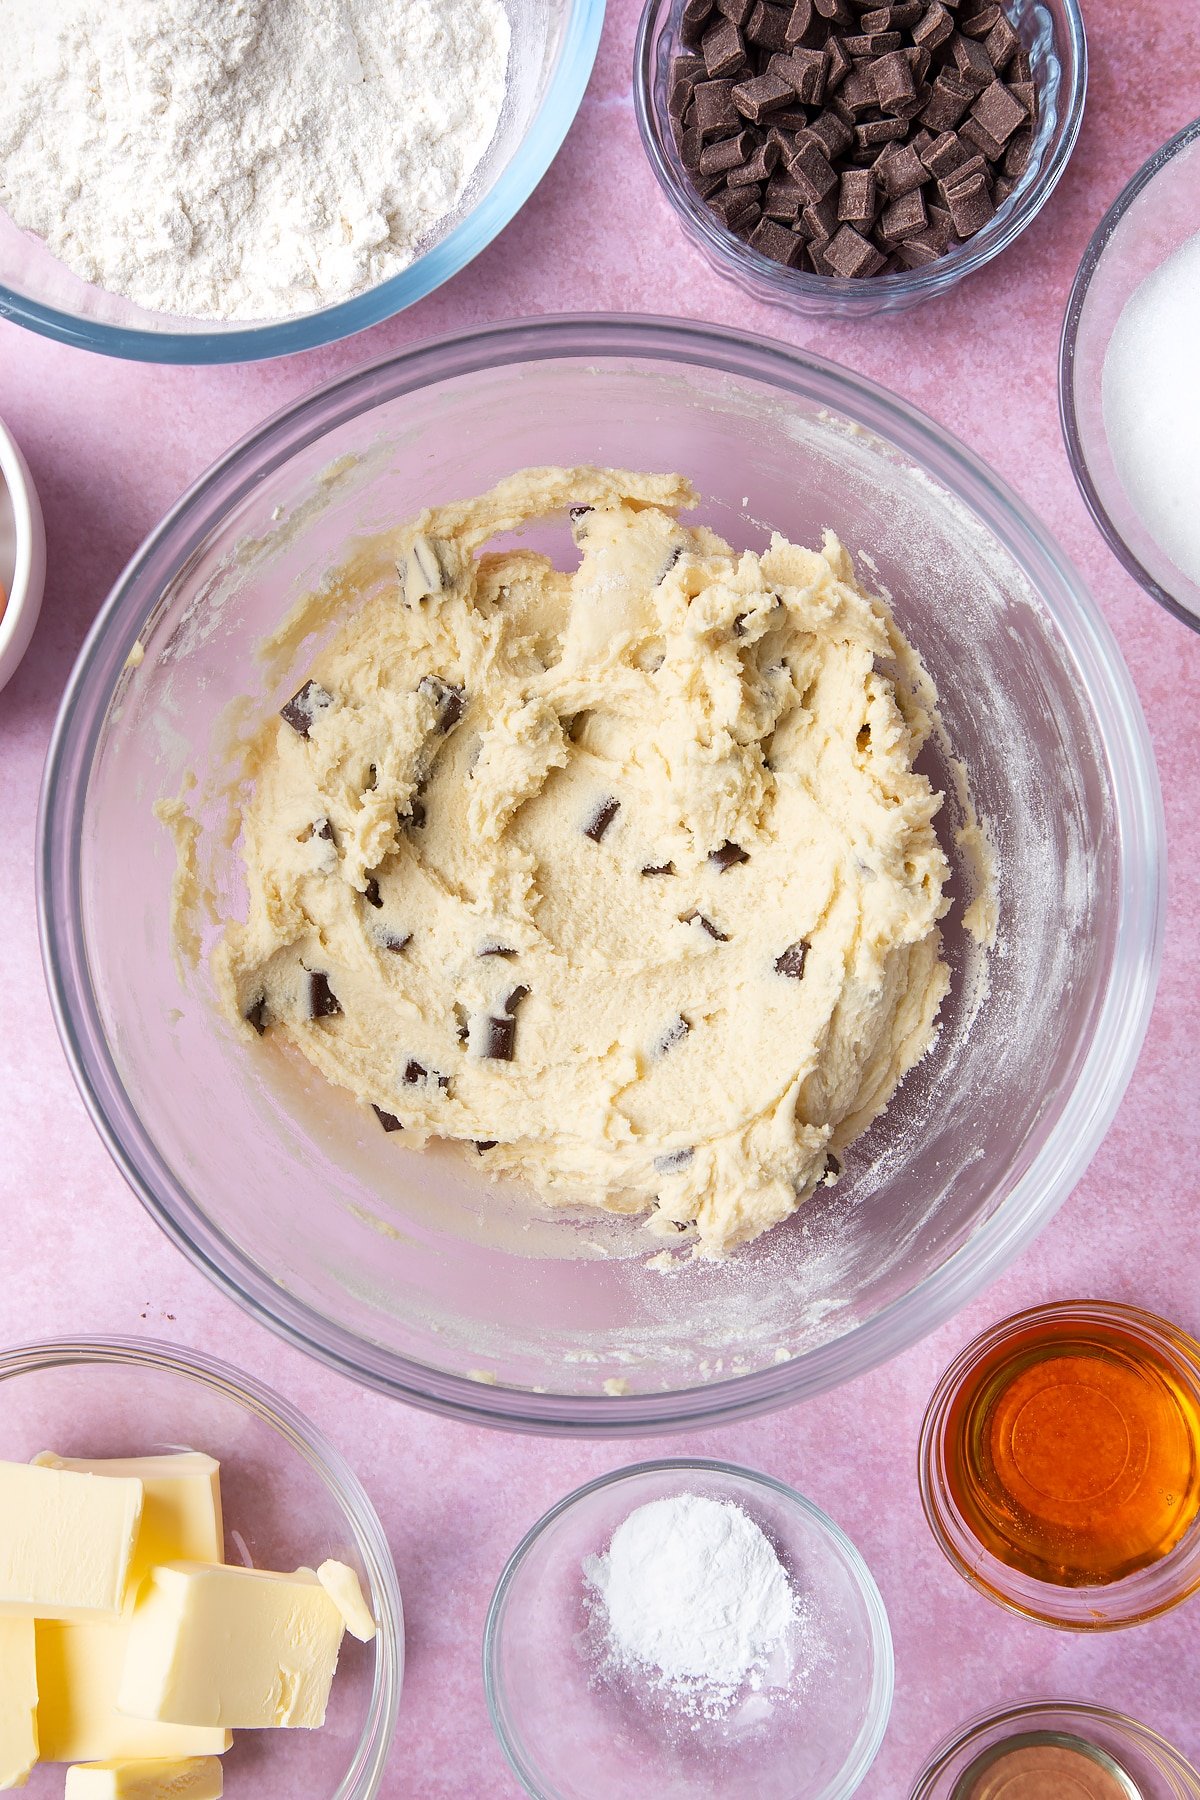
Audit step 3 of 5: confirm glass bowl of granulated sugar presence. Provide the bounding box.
[0,0,604,363]
[484,1459,893,1800]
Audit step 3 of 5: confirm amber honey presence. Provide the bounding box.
[941,1307,1200,1588]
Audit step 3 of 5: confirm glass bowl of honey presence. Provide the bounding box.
[912,1700,1200,1799]
[919,1300,1200,1629]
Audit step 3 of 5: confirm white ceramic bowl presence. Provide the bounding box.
[0,413,46,692]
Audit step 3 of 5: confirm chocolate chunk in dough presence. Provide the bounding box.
[404,533,452,603]
[377,929,412,954]
[655,1014,692,1056]
[655,1147,696,1173]
[404,1058,449,1089]
[306,971,342,1018]
[775,939,810,978]
[363,876,384,908]
[245,996,269,1035]
[681,910,729,941]
[280,680,333,739]
[373,1105,404,1132]
[398,797,427,831]
[479,942,517,958]
[312,816,335,842]
[584,797,621,842]
[641,861,676,876]
[710,840,750,870]
[825,1150,842,1175]
[504,985,531,1014]
[483,1015,517,1061]
[418,675,466,731]
[475,1139,499,1153]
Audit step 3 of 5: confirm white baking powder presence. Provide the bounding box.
[583,1493,798,1719]
[1102,228,1200,591]
[0,0,510,322]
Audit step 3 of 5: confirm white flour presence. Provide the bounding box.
[583,1493,798,1720]
[0,0,510,321]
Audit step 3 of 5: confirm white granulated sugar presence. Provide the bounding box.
[1102,228,1200,591]
[583,1493,798,1720]
[0,0,511,321]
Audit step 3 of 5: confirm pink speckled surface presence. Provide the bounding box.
[2,3,1199,1794]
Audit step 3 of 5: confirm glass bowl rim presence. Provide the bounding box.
[917,1298,1200,1631]
[482,1455,895,1800]
[910,1696,1200,1797]
[632,0,1088,312]
[0,1332,404,1799]
[37,311,1165,1436]
[1058,113,1200,634]
[0,0,606,365]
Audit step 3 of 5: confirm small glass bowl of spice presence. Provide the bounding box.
[919,1300,1200,1629]
[484,1458,893,1798]
[1060,116,1200,634]
[634,0,1086,315]
[912,1699,1200,1799]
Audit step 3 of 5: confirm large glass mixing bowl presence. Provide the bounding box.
[39,317,1164,1433]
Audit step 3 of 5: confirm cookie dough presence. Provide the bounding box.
[214,467,951,1258]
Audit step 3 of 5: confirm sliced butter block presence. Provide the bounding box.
[33,1460,229,1766]
[118,1564,346,1730]
[33,1453,224,1595]
[35,1622,231,1764]
[65,1756,223,1799]
[0,1460,142,1620]
[0,1617,38,1790]
[316,1559,378,1643]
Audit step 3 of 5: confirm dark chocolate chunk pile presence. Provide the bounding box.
[670,0,1037,277]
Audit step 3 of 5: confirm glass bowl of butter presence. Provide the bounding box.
[0,1336,402,1798]
[39,315,1164,1434]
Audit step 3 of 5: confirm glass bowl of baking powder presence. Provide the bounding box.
[0,0,604,363]
[484,1459,893,1799]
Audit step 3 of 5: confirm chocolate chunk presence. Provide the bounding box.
[569,503,593,521]
[363,875,384,909]
[801,193,840,240]
[717,0,754,21]
[825,1150,842,1175]
[584,797,621,842]
[482,1015,516,1061]
[746,0,793,48]
[479,942,517,958]
[749,216,805,263]
[947,28,994,90]
[855,117,908,148]
[305,971,342,1019]
[814,0,854,19]
[824,33,853,89]
[403,1059,449,1090]
[692,77,741,135]
[876,138,928,196]
[920,69,973,129]
[959,115,1004,160]
[475,1139,499,1153]
[245,996,269,1036]
[911,1,953,48]
[311,816,335,843]
[939,151,987,195]
[731,68,795,119]
[655,1148,696,1173]
[880,186,928,238]
[702,16,748,74]
[683,0,717,41]
[825,222,886,276]
[377,929,412,954]
[775,939,810,978]
[842,29,902,52]
[404,534,452,603]
[763,171,805,218]
[785,0,825,45]
[945,167,994,233]
[681,910,729,940]
[781,44,829,102]
[655,1014,692,1056]
[896,233,940,266]
[373,1105,404,1133]
[984,12,1018,68]
[873,47,916,112]
[805,109,855,158]
[728,139,780,184]
[699,127,758,172]
[832,64,877,116]
[504,985,530,1014]
[968,78,1026,146]
[398,796,427,832]
[1004,125,1032,178]
[838,168,878,221]
[418,674,465,732]
[919,127,968,177]
[710,840,751,870]
[670,55,704,120]
[280,679,332,739]
[641,861,676,876]
[709,185,762,229]
[788,137,838,201]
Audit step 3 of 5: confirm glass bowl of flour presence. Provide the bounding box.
[484,1459,893,1798]
[0,0,604,363]
[39,316,1163,1431]
[1060,115,1200,632]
